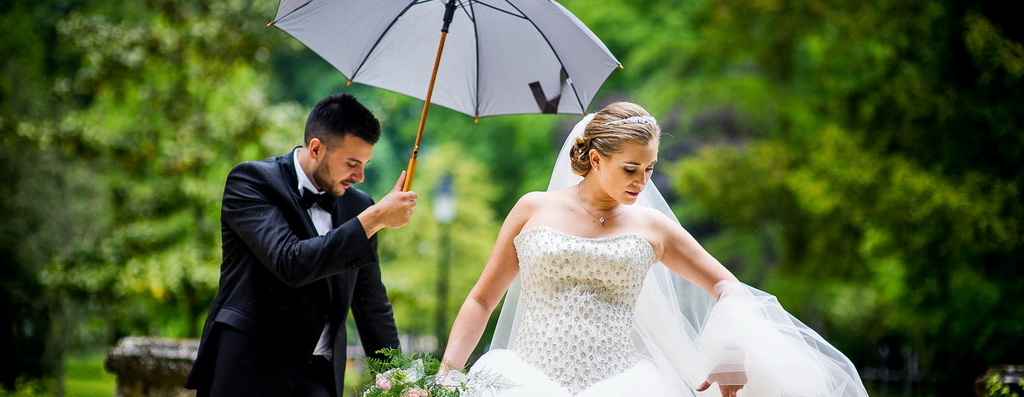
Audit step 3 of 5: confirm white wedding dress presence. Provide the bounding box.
[465,114,869,397]
[469,222,867,397]
[470,225,675,396]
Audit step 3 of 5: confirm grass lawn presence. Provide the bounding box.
[65,349,115,397]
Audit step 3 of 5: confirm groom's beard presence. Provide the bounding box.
[313,160,356,197]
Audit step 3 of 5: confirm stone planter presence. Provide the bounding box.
[104,337,199,397]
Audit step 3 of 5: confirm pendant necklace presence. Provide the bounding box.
[577,183,620,224]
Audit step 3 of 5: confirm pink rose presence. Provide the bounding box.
[375,373,391,391]
[401,387,429,397]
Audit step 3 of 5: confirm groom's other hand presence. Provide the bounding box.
[358,171,418,237]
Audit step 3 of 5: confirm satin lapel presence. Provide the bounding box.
[325,194,351,318]
[282,149,335,326]
[330,194,347,227]
[279,147,318,239]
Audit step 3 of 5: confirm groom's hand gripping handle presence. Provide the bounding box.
[403,155,417,192]
[358,171,417,238]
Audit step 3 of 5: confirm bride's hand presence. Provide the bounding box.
[435,364,468,389]
[437,361,457,376]
[696,380,744,397]
[696,371,747,397]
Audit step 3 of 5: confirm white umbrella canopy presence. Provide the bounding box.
[270,0,621,189]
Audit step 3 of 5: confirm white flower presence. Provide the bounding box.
[435,369,469,389]
[377,359,425,386]
[400,359,426,383]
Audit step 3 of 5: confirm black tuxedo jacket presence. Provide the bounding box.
[185,149,399,397]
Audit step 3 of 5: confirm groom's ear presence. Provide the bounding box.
[308,138,325,159]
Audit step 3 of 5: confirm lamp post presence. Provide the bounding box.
[433,173,456,352]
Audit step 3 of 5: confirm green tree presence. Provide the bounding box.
[2,0,311,390]
[372,144,501,352]
[583,0,1024,392]
[0,0,104,388]
[41,0,307,337]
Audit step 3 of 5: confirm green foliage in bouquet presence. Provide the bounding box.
[361,348,512,397]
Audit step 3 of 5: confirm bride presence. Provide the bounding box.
[440,102,868,396]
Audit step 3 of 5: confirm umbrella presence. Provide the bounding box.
[269,0,620,191]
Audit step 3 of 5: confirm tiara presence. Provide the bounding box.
[604,115,657,126]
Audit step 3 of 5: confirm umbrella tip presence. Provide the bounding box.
[347,80,353,86]
[618,64,625,70]
[267,21,275,27]
[474,115,479,123]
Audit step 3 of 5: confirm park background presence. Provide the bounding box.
[1,0,1021,395]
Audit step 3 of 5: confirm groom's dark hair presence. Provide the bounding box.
[304,93,381,147]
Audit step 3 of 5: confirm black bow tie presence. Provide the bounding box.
[301,188,335,211]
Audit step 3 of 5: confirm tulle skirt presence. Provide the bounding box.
[469,349,683,396]
[482,277,869,396]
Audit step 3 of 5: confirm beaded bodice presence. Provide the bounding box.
[510,225,655,394]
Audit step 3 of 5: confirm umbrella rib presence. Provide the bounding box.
[350,1,421,82]
[268,0,313,26]
[467,0,526,19]
[465,0,482,118]
[454,0,476,22]
[500,0,588,113]
[449,0,485,117]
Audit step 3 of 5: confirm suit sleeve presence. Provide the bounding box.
[351,263,400,359]
[222,162,376,288]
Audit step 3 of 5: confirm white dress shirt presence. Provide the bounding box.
[293,150,335,361]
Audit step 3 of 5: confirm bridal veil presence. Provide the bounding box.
[488,114,869,396]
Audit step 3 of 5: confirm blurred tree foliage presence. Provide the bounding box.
[574,0,1022,392]
[1,0,99,387]
[1,0,1021,395]
[42,0,305,338]
[1,0,307,389]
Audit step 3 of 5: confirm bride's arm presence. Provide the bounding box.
[650,212,738,294]
[650,211,747,396]
[441,192,540,370]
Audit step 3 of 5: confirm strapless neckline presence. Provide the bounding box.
[509,223,657,393]
[516,224,655,259]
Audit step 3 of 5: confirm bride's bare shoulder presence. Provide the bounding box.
[507,189,573,223]
[515,188,572,209]
[633,205,682,233]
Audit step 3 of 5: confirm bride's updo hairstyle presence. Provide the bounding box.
[569,102,661,176]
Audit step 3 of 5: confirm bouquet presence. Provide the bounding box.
[360,348,512,397]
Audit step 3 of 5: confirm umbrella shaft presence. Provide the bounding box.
[404,156,418,193]
[403,25,451,192]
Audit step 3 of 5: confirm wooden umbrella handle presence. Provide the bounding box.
[403,155,418,192]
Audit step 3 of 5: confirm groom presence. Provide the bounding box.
[185,93,417,397]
